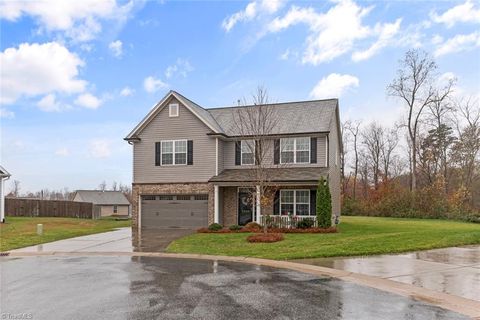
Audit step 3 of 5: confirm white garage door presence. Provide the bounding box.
[141,194,208,229]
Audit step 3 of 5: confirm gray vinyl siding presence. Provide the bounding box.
[327,112,342,217]
[223,135,327,170]
[217,138,224,174]
[133,97,216,183]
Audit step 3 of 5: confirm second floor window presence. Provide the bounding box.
[280,137,310,164]
[241,140,255,165]
[161,140,187,165]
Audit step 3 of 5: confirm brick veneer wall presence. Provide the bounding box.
[131,183,214,232]
[221,187,237,226]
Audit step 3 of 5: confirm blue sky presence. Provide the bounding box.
[1,0,479,192]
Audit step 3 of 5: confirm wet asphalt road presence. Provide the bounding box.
[0,256,468,320]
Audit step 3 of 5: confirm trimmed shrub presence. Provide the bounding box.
[317,177,332,228]
[297,218,315,229]
[229,224,242,231]
[247,233,284,243]
[244,222,262,230]
[208,223,223,231]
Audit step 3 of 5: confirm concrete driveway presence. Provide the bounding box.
[294,245,480,302]
[10,227,194,253]
[0,255,468,320]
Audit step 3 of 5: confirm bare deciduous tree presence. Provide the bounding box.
[97,181,107,191]
[10,180,21,197]
[362,122,383,190]
[381,126,399,183]
[388,49,454,191]
[346,120,361,199]
[230,86,282,233]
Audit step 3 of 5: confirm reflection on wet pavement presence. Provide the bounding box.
[132,227,195,252]
[293,245,480,302]
[0,256,469,320]
[9,227,194,254]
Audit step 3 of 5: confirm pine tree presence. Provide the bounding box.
[316,177,332,228]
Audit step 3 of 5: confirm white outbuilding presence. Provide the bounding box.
[0,165,11,223]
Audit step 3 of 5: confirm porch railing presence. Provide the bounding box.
[260,215,317,228]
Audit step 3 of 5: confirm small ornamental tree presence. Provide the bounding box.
[316,177,332,228]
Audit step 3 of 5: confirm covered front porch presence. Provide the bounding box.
[209,167,328,227]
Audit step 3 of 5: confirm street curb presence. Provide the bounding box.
[4,250,480,318]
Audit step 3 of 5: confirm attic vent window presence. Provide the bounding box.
[169,103,179,117]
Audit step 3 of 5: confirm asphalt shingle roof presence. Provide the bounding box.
[209,167,329,183]
[126,91,338,139]
[207,99,337,136]
[74,190,130,205]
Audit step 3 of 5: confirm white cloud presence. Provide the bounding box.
[0,0,136,42]
[0,108,15,119]
[267,1,400,65]
[74,93,102,109]
[89,139,111,158]
[143,76,168,93]
[431,34,443,45]
[222,0,285,32]
[1,42,87,104]
[310,73,359,99]
[37,94,63,112]
[120,86,134,97]
[434,31,480,57]
[279,48,290,60]
[55,147,70,157]
[108,40,123,57]
[352,18,402,62]
[431,0,480,28]
[165,58,194,79]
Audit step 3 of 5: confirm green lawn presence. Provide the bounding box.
[0,216,131,252]
[167,216,480,260]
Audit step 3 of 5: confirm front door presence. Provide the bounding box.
[238,190,254,226]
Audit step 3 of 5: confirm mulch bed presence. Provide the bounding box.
[197,227,337,234]
[247,233,284,243]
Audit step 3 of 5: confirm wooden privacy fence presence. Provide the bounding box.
[5,198,94,219]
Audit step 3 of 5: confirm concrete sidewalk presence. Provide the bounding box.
[11,228,133,253]
[294,245,480,302]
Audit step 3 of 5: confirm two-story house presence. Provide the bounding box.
[125,90,342,231]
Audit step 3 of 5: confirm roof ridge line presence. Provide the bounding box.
[206,98,338,111]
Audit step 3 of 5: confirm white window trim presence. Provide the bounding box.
[160,139,187,166]
[280,137,311,164]
[169,103,179,117]
[279,189,311,216]
[241,140,255,166]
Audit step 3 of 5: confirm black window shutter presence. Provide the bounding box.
[310,137,317,163]
[187,140,193,165]
[235,141,241,165]
[273,190,280,215]
[155,142,161,166]
[310,189,316,216]
[273,139,280,164]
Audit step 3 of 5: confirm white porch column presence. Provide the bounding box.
[214,185,219,224]
[255,185,261,224]
[0,178,4,223]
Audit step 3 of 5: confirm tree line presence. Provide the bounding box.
[342,50,479,222]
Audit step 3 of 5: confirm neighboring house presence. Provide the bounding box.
[0,165,11,223]
[73,190,131,217]
[125,90,342,230]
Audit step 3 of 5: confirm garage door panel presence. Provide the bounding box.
[141,195,208,229]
